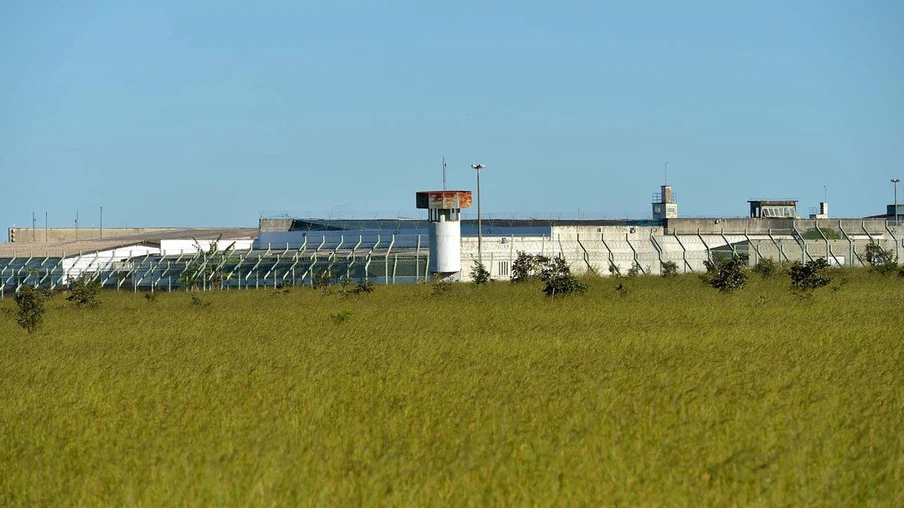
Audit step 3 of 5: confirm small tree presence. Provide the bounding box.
[180,235,235,290]
[313,270,332,295]
[661,261,678,277]
[511,252,550,283]
[704,256,748,292]
[470,262,491,285]
[67,274,102,308]
[541,257,587,297]
[508,253,587,296]
[790,258,832,291]
[864,241,897,274]
[627,262,642,278]
[15,285,48,333]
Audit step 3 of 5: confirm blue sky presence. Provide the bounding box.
[1,0,902,230]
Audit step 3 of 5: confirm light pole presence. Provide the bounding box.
[893,178,900,226]
[471,163,485,265]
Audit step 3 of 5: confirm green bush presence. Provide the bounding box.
[313,271,332,294]
[354,280,375,295]
[470,263,491,285]
[703,257,748,292]
[627,262,643,278]
[330,309,352,325]
[541,257,587,297]
[661,261,678,277]
[864,241,897,275]
[511,252,550,283]
[431,277,453,296]
[753,258,781,278]
[67,274,102,308]
[790,258,832,291]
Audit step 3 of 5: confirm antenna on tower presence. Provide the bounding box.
[664,161,668,185]
[442,156,447,191]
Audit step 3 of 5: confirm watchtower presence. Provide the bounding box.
[416,190,473,279]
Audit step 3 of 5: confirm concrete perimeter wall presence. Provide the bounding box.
[8,227,181,244]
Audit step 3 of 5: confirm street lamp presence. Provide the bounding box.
[471,163,485,265]
[892,178,900,226]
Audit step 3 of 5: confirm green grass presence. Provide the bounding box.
[1,271,903,505]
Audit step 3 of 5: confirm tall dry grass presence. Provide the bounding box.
[1,270,902,505]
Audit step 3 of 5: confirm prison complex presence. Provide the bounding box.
[1,185,902,295]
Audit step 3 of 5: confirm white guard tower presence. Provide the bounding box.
[416,190,473,279]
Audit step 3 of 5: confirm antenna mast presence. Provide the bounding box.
[664,161,668,185]
[442,156,447,191]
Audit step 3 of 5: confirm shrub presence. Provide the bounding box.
[470,262,491,285]
[511,252,550,283]
[431,277,453,296]
[661,261,678,277]
[864,241,897,275]
[330,310,352,325]
[179,235,235,290]
[703,257,747,292]
[338,278,375,296]
[790,258,832,291]
[313,271,332,294]
[67,274,102,308]
[608,262,622,278]
[354,280,375,295]
[627,262,643,278]
[16,285,49,333]
[753,258,780,277]
[541,257,587,297]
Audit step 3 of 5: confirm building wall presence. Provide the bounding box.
[7,227,182,244]
[456,223,904,282]
[60,245,161,283]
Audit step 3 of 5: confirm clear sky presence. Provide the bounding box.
[1,0,902,231]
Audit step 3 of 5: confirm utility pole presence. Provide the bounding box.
[471,163,485,265]
[892,179,900,226]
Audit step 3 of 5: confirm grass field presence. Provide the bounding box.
[1,270,903,505]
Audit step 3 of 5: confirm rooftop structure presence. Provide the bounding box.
[748,199,798,219]
[652,185,678,220]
